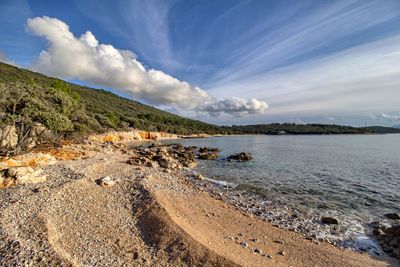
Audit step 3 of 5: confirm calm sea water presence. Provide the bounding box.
[170,134,400,253]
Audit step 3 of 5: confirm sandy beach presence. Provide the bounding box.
[0,139,398,266]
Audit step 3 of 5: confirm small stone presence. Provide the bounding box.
[252,248,262,254]
[194,173,204,180]
[228,236,235,241]
[250,238,259,243]
[97,176,115,187]
[278,250,286,256]
[240,242,248,248]
[265,254,273,259]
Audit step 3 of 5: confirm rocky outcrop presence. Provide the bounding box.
[227,152,253,161]
[0,166,47,188]
[127,143,197,170]
[0,153,57,188]
[88,130,179,143]
[373,223,400,259]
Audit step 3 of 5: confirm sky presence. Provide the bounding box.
[1,0,400,127]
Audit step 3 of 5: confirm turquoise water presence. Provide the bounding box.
[169,134,400,253]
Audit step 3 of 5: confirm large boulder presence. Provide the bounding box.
[227,152,253,161]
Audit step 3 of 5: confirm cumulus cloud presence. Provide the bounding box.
[200,97,268,117]
[26,16,268,117]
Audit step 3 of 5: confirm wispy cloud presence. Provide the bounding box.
[376,113,400,121]
[209,30,400,118]
[27,16,268,117]
[208,0,400,87]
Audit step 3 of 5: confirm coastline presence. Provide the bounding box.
[0,133,398,266]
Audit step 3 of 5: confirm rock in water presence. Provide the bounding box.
[98,176,115,187]
[373,224,400,259]
[198,152,219,160]
[321,217,339,225]
[384,213,400,220]
[227,152,253,161]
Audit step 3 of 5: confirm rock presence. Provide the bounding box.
[265,254,274,259]
[227,152,253,161]
[250,238,259,243]
[199,147,220,153]
[240,242,248,248]
[252,248,262,254]
[384,213,400,220]
[0,125,18,149]
[5,166,47,185]
[373,224,400,259]
[198,152,219,160]
[194,173,204,180]
[321,216,339,225]
[278,250,286,256]
[97,176,115,187]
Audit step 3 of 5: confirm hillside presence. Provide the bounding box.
[0,62,227,136]
[228,123,373,135]
[364,126,400,134]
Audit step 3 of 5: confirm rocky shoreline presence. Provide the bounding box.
[0,133,398,266]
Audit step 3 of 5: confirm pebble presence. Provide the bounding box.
[240,242,248,248]
[98,176,115,187]
[278,250,286,256]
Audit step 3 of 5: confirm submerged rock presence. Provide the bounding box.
[384,213,400,220]
[321,217,339,225]
[198,152,219,160]
[197,147,220,160]
[227,152,253,161]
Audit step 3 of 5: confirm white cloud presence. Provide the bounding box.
[200,97,268,117]
[377,113,400,121]
[26,16,268,116]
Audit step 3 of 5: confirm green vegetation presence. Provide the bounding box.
[0,62,229,140]
[363,126,400,134]
[228,123,373,135]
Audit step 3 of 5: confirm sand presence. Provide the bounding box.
[0,150,398,266]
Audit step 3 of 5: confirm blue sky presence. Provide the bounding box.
[1,0,400,126]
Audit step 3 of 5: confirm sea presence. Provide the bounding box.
[167,134,400,255]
